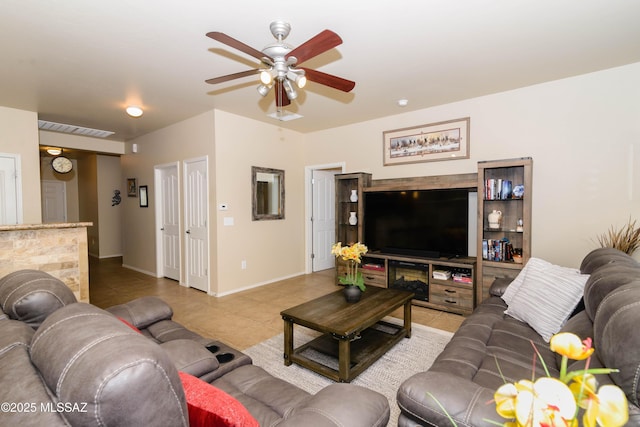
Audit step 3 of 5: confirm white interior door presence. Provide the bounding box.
[311,169,338,271]
[156,164,180,281]
[41,180,67,223]
[184,157,209,292]
[0,154,21,225]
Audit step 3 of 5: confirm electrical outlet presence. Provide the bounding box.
[241,260,247,270]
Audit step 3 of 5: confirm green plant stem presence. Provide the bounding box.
[563,368,619,384]
[560,355,568,382]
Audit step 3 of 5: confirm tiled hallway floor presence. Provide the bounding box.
[89,257,464,350]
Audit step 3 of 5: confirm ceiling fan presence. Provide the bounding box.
[205,21,355,108]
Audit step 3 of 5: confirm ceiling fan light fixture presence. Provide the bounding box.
[283,79,298,100]
[260,70,273,85]
[286,70,306,88]
[47,147,62,156]
[126,106,144,118]
[257,83,272,97]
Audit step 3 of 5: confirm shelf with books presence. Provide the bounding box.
[477,158,532,302]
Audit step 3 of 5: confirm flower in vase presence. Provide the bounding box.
[331,242,368,292]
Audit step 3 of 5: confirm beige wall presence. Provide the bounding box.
[213,110,305,295]
[39,131,126,155]
[0,106,41,223]
[97,155,123,257]
[78,154,99,256]
[305,62,640,267]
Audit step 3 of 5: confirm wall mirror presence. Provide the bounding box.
[252,166,285,220]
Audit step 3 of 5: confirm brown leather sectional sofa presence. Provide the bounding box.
[0,269,390,426]
[397,248,640,426]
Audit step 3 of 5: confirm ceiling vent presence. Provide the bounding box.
[38,120,115,138]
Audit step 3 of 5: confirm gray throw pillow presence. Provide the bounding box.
[504,260,589,342]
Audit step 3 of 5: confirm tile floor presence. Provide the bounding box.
[89,257,465,350]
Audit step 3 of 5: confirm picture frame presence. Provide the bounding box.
[139,185,148,208]
[127,178,137,197]
[383,117,470,166]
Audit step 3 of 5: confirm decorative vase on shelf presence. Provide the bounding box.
[350,190,358,202]
[488,210,502,229]
[343,285,362,303]
[348,212,358,225]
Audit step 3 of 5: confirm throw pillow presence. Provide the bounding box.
[504,260,589,342]
[178,371,259,427]
[501,258,552,305]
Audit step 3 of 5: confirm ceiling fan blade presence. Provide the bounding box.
[207,32,272,62]
[205,69,261,85]
[301,68,355,92]
[286,30,342,65]
[274,80,291,107]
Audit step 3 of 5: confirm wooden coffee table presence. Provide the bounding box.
[280,287,414,382]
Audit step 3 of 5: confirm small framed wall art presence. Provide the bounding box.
[127,178,137,197]
[139,185,149,208]
[383,117,470,166]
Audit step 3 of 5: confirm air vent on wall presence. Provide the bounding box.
[38,120,115,138]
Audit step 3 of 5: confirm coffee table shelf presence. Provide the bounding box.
[281,287,414,382]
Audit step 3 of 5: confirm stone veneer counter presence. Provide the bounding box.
[0,222,92,302]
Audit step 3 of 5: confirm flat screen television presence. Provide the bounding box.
[363,189,470,258]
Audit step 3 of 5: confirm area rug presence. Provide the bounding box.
[244,319,453,427]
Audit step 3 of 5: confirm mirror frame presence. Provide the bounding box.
[252,166,285,221]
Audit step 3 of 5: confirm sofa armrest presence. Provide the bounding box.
[397,371,504,427]
[279,383,390,427]
[489,277,513,297]
[160,339,219,378]
[107,296,173,329]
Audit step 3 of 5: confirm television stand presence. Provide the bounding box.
[359,252,476,316]
[381,247,439,259]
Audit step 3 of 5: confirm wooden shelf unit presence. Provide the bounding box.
[334,173,372,286]
[334,172,371,246]
[476,157,533,302]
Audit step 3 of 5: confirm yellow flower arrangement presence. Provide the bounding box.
[493,332,628,427]
[331,242,368,291]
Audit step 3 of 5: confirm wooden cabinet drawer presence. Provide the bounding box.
[430,283,474,309]
[361,268,386,287]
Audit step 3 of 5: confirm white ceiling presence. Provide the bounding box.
[2,0,640,141]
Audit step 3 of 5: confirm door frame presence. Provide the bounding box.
[154,161,182,282]
[304,162,345,274]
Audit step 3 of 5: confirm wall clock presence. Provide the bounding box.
[52,156,73,174]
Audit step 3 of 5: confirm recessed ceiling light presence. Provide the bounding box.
[46,147,62,156]
[126,106,144,118]
[397,99,409,107]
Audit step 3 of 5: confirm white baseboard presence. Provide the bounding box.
[213,271,306,297]
[121,263,157,278]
